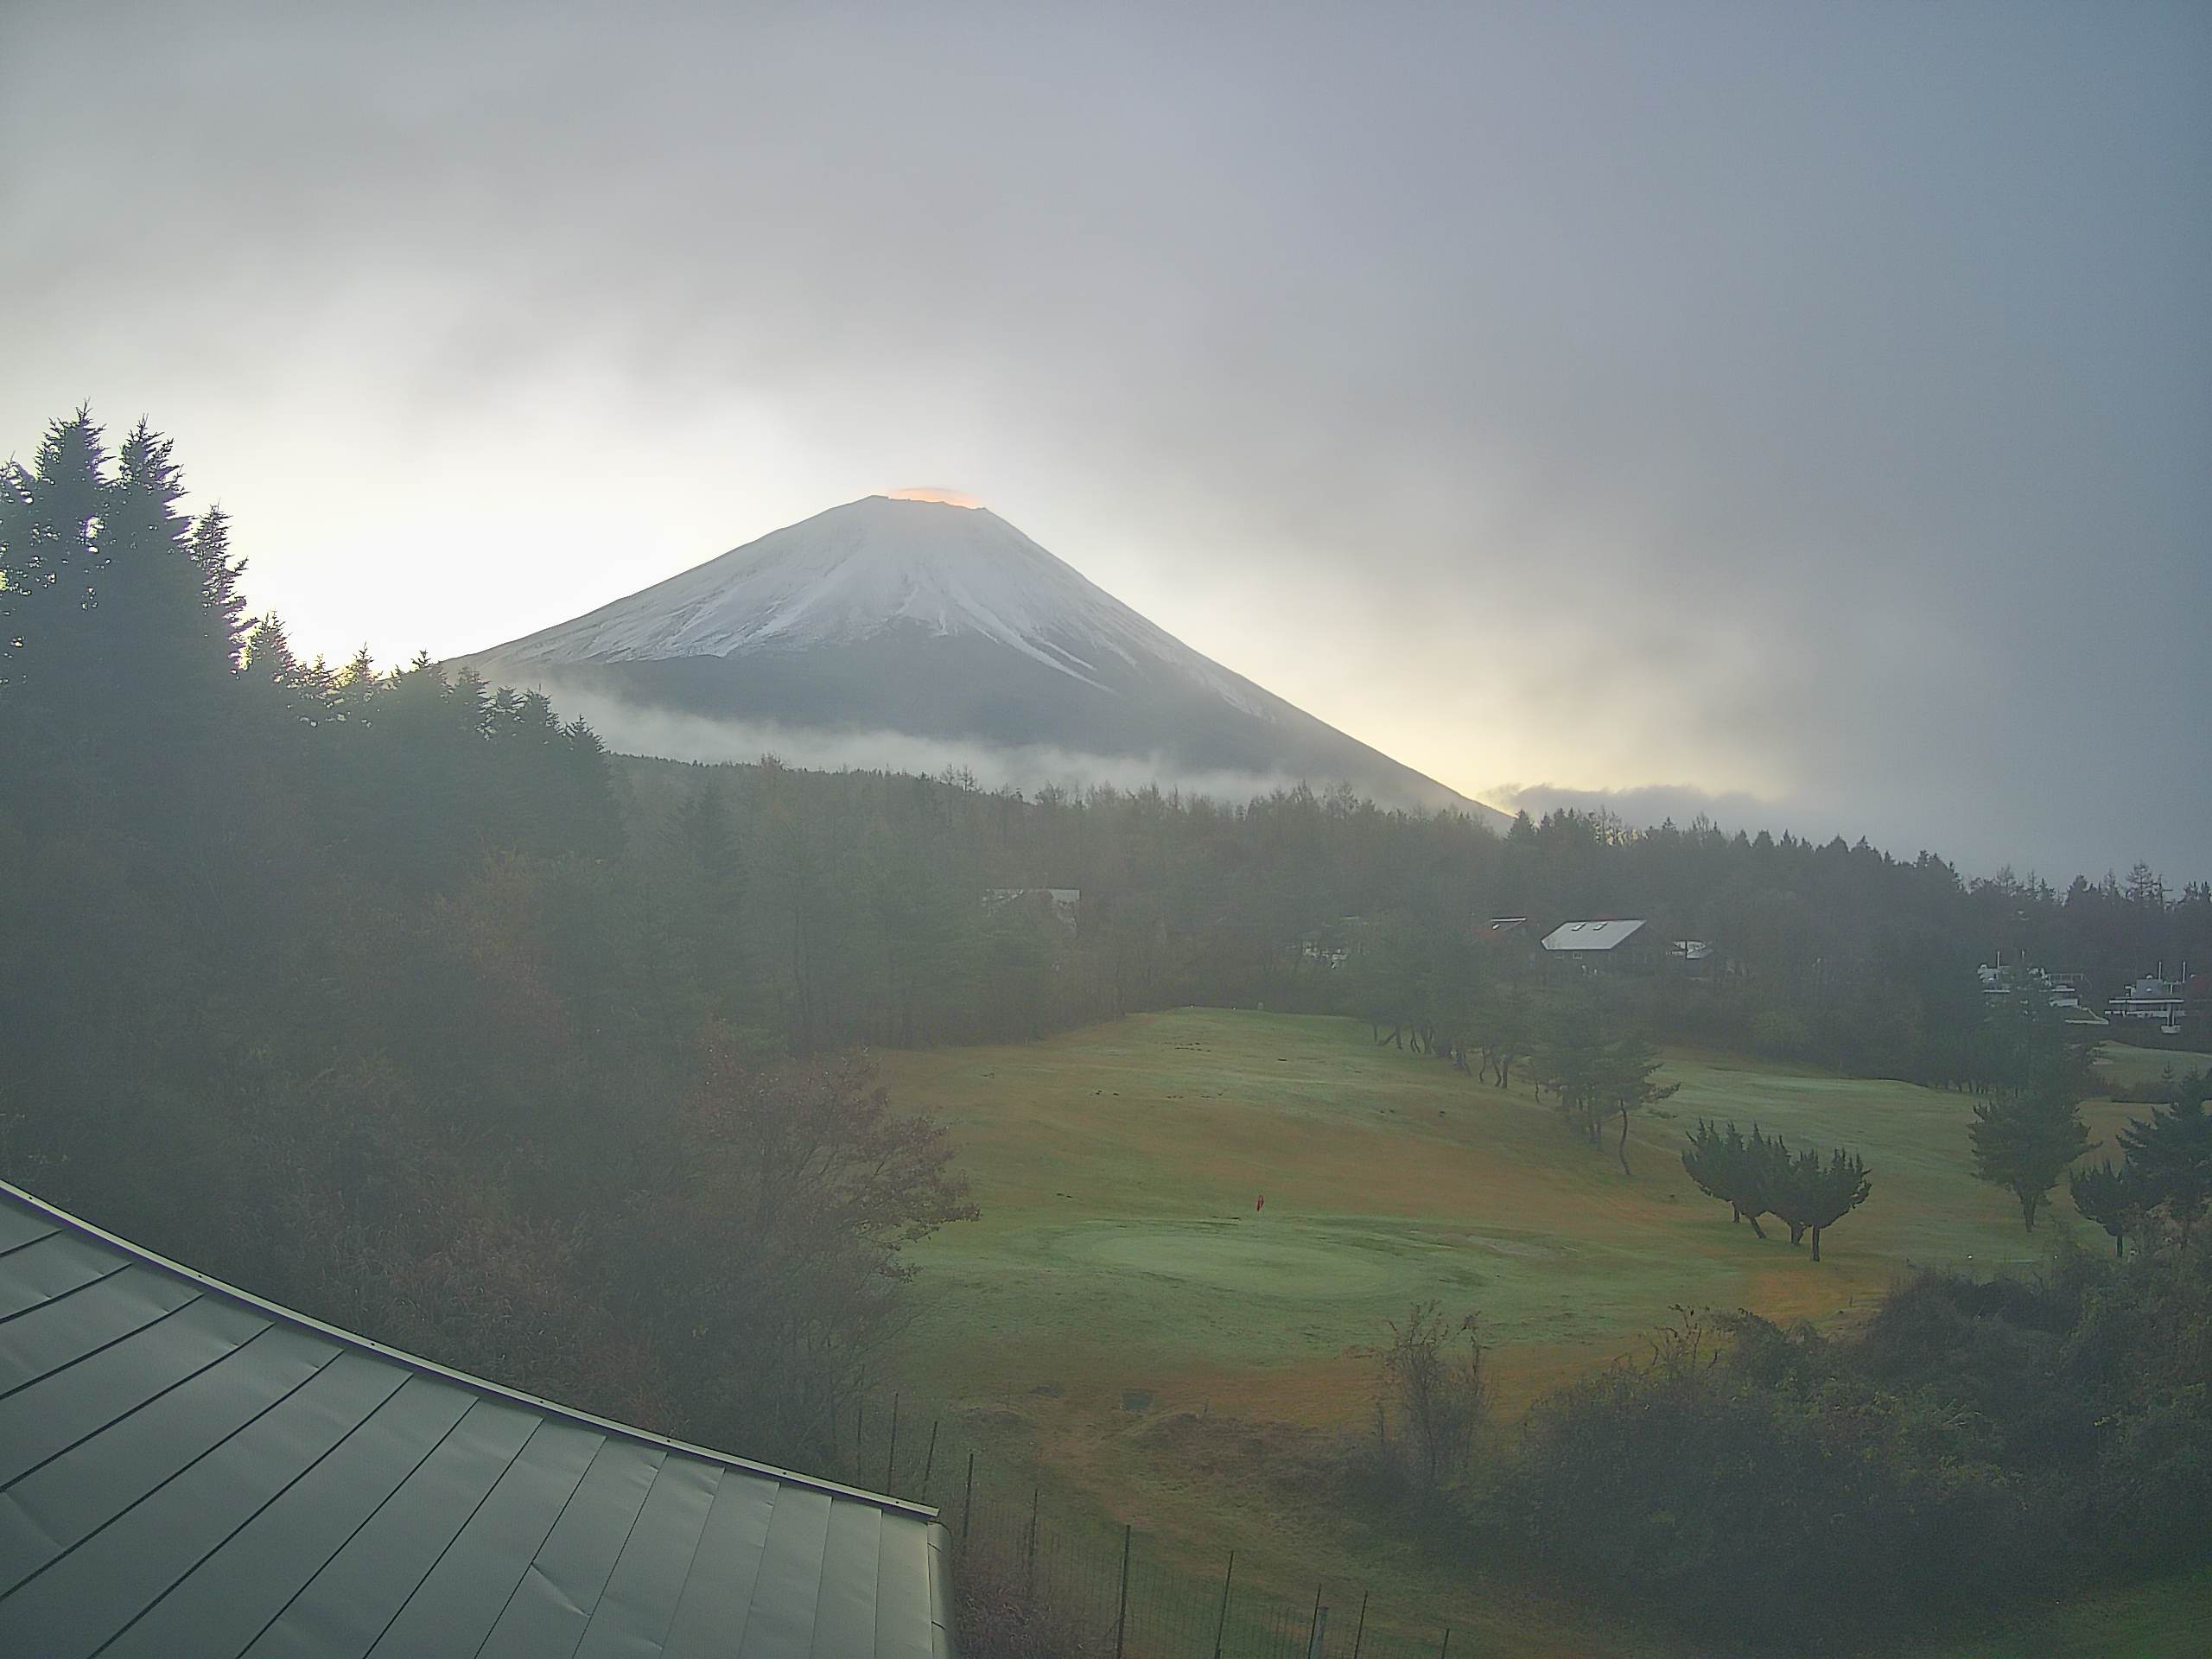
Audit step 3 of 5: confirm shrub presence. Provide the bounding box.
[1475,1249,2212,1649]
[1368,1302,1488,1504]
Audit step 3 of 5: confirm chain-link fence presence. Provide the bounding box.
[842,1400,1457,1659]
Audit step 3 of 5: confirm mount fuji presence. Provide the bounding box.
[459,495,1497,820]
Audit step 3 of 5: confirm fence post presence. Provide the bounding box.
[1211,1550,1235,1659]
[1114,1523,1131,1659]
[961,1452,975,1541]
[885,1395,899,1494]
[1351,1589,1368,1659]
[1025,1483,1039,1596]
[921,1420,939,1497]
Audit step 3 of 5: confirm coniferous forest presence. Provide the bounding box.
[5,415,2209,1649]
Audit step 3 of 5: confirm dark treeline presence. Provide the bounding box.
[1,412,973,1468]
[609,750,2209,1086]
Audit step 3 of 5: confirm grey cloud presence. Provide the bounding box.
[4,0,2207,879]
[521,677,1319,806]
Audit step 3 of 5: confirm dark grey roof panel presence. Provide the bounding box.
[0,1205,57,1254]
[365,1419,605,1656]
[0,1265,200,1395]
[0,1179,954,1658]
[100,1375,480,1659]
[0,1324,336,1594]
[0,1293,273,1485]
[929,1530,955,1659]
[244,1398,543,1659]
[0,1230,124,1319]
[474,1438,668,1659]
[737,1486,835,1659]
[811,1497,885,1659]
[658,1469,781,1658]
[569,1452,722,1658]
[0,1350,407,1656]
[869,1504,939,1659]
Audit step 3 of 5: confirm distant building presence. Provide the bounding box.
[1542,918,1648,953]
[1299,931,1351,969]
[1541,918,1661,972]
[2107,974,2190,1030]
[1670,938,1717,976]
[1980,957,2106,1024]
[982,887,1080,932]
[2045,972,2089,1012]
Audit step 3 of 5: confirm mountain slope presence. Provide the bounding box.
[461,496,1498,820]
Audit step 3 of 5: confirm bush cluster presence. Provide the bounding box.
[1483,1244,2212,1649]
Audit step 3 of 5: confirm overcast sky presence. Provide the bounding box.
[6,2,2207,880]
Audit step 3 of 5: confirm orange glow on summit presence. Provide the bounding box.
[887,486,986,508]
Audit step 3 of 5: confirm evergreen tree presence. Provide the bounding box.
[1682,1119,1738,1223]
[1473,981,1534,1089]
[662,774,753,1020]
[1683,1120,1792,1239]
[188,507,250,671]
[1599,1032,1679,1176]
[1737,1125,1790,1238]
[1532,993,1608,1144]
[1970,1081,2094,1230]
[2117,1095,2212,1246]
[1772,1145,1872,1261]
[332,644,383,721]
[2068,1159,2145,1257]
[0,410,107,703]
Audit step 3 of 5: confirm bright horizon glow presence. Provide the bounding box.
[887,486,986,508]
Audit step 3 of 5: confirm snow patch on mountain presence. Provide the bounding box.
[493,495,1272,716]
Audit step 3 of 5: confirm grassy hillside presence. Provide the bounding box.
[881,1010,2206,1656]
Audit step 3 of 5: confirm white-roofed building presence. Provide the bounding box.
[1541,918,1662,973]
[1542,918,1649,952]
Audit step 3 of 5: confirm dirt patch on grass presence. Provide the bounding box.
[1127,1408,1340,1491]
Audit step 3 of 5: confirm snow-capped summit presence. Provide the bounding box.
[461,497,1495,817]
[493,496,1259,708]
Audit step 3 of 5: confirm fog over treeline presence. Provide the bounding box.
[515,676,1321,809]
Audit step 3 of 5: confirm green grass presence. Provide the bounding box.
[1924,1567,2212,1657]
[2093,1039,2211,1096]
[880,1010,2202,1656]
[893,1011,2047,1413]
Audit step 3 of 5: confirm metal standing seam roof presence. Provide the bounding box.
[1539,918,1649,952]
[0,1179,954,1659]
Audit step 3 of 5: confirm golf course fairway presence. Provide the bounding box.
[873,1008,2208,1657]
